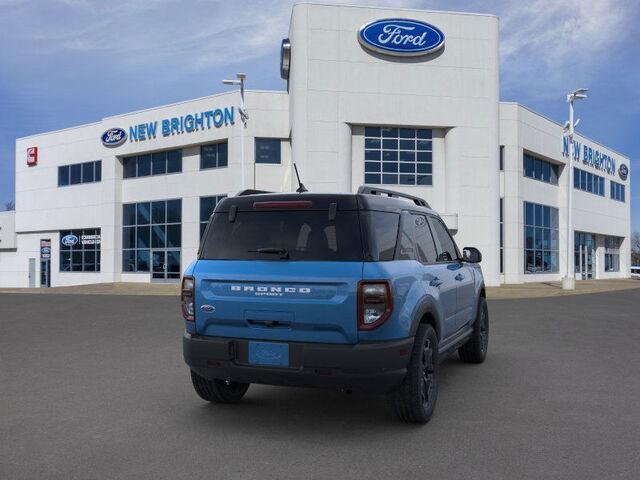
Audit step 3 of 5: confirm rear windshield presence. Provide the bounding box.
[200,210,364,261]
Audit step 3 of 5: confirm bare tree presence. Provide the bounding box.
[632,231,640,266]
[4,200,15,211]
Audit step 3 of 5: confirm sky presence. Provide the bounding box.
[0,0,638,230]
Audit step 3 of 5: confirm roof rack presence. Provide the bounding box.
[236,189,272,196]
[357,186,431,208]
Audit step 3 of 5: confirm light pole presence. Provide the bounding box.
[222,73,249,190]
[562,87,588,290]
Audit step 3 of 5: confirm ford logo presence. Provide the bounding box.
[101,128,127,147]
[41,247,51,254]
[358,18,445,57]
[61,234,79,247]
[619,164,628,181]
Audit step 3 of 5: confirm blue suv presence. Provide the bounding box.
[182,186,488,423]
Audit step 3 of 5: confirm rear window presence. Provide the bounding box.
[200,210,363,261]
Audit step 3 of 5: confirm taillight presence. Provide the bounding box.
[358,281,393,330]
[181,276,195,322]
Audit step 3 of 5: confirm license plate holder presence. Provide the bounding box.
[248,341,289,367]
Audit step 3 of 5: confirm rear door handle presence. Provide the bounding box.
[430,277,443,287]
[455,273,464,281]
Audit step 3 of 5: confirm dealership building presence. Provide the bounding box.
[0,3,631,288]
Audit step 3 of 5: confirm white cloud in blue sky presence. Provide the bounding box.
[0,0,638,226]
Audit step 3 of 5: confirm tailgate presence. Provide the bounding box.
[194,260,363,344]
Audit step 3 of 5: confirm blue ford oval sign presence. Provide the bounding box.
[61,234,79,247]
[358,18,445,57]
[101,128,127,147]
[619,164,628,181]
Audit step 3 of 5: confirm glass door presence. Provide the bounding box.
[152,250,166,280]
[575,232,595,280]
[151,250,181,281]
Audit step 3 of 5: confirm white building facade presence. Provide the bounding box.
[0,3,631,288]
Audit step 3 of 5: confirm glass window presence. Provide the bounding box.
[123,199,182,273]
[524,201,559,273]
[574,167,605,196]
[199,195,227,239]
[70,164,82,185]
[167,149,182,173]
[201,142,228,169]
[364,127,432,186]
[255,138,282,164]
[363,211,399,261]
[201,210,363,261]
[82,162,94,183]
[58,161,100,187]
[414,215,438,264]
[137,202,151,225]
[123,149,181,178]
[58,166,70,187]
[152,152,167,175]
[123,157,136,178]
[523,153,558,185]
[137,154,151,177]
[428,217,459,262]
[610,180,625,202]
[59,228,101,272]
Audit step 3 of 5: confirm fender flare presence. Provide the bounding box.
[409,295,444,340]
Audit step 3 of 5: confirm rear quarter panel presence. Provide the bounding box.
[360,260,426,341]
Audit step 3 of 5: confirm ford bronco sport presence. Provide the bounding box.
[182,186,488,423]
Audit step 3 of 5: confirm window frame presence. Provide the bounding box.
[58,161,101,187]
[122,149,183,179]
[523,201,559,274]
[574,167,605,196]
[610,180,625,202]
[427,216,461,263]
[122,199,182,274]
[200,141,228,170]
[364,126,433,187]
[523,152,559,185]
[59,228,101,273]
[254,138,282,165]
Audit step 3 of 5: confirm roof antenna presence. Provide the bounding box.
[293,163,308,193]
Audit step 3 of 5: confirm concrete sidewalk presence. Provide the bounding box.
[487,278,640,299]
[0,278,638,299]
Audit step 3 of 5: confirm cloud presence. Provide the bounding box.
[496,0,637,98]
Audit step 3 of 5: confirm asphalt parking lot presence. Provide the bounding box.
[2,289,640,480]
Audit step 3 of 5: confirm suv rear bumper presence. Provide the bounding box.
[183,332,413,393]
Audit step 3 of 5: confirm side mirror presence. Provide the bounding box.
[463,247,482,263]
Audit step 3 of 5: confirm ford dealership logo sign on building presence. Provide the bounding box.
[61,234,79,247]
[101,128,127,147]
[619,164,629,181]
[358,18,445,56]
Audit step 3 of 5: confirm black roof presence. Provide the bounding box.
[215,188,437,216]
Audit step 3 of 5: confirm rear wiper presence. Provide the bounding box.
[249,247,290,259]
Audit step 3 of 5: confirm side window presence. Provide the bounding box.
[368,212,399,261]
[397,213,416,261]
[428,217,459,262]
[413,215,438,263]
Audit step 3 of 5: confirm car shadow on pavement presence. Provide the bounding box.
[177,355,471,435]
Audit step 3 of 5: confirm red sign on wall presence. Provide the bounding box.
[27,147,38,166]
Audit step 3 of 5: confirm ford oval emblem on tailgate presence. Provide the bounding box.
[200,304,215,312]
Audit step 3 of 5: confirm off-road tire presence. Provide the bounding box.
[190,370,250,404]
[388,324,439,424]
[458,297,489,364]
